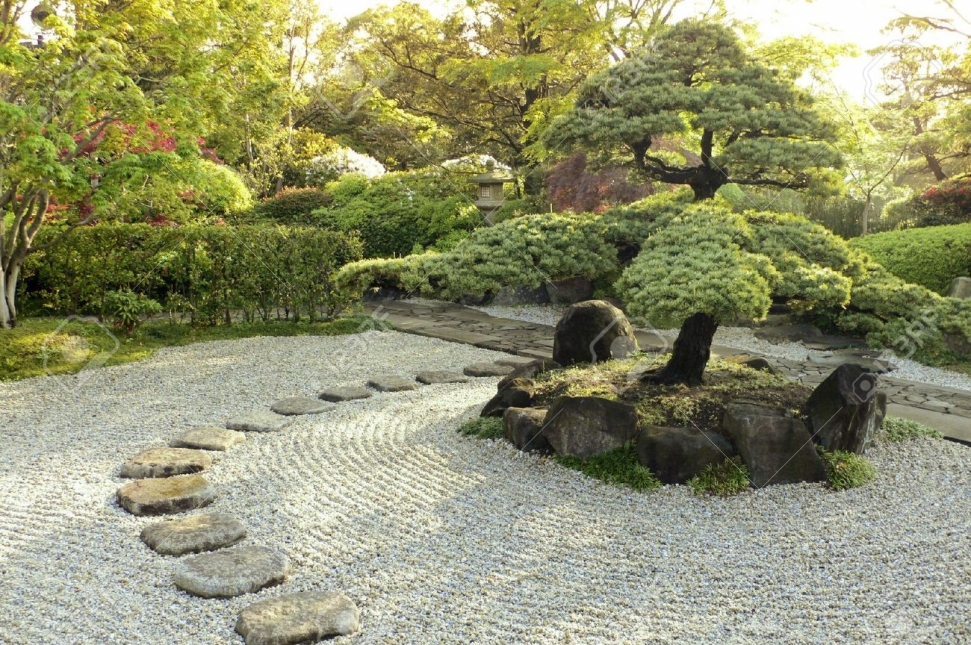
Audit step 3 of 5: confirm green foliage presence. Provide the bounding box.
[252,188,334,225]
[557,447,662,492]
[884,179,971,229]
[24,224,363,325]
[103,289,162,335]
[881,417,944,442]
[458,417,505,440]
[818,449,876,491]
[687,457,751,496]
[850,224,971,295]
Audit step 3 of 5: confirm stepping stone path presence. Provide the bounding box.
[236,591,361,644]
[318,386,372,402]
[270,397,335,416]
[367,376,419,392]
[227,411,294,433]
[120,447,212,479]
[171,426,246,451]
[117,474,216,516]
[141,512,247,556]
[463,362,515,377]
[416,370,469,385]
[173,545,291,598]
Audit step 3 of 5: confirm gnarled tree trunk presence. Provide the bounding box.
[1,187,50,329]
[644,312,719,386]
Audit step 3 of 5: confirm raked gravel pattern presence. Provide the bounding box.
[473,303,971,392]
[0,330,969,644]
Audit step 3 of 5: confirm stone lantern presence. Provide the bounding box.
[469,169,515,222]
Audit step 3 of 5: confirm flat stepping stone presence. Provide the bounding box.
[117,474,216,516]
[463,362,516,377]
[227,411,294,433]
[141,512,247,556]
[318,386,373,403]
[494,356,537,367]
[415,370,469,384]
[236,591,360,644]
[120,447,212,479]
[367,376,419,392]
[171,426,246,451]
[270,397,335,416]
[173,545,291,598]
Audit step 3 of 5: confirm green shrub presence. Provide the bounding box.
[557,447,662,492]
[687,457,751,496]
[104,289,162,334]
[458,417,505,440]
[24,224,363,325]
[818,449,876,491]
[252,188,334,225]
[894,178,971,228]
[850,224,971,295]
[881,417,944,442]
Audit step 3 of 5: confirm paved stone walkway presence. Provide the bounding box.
[365,299,971,444]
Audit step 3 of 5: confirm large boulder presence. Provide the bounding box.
[553,300,638,367]
[636,425,736,484]
[481,378,535,417]
[503,407,552,453]
[947,277,971,299]
[723,403,826,488]
[805,364,887,454]
[541,396,638,460]
[545,277,593,305]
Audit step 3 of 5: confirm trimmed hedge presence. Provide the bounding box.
[24,224,363,324]
[850,224,971,295]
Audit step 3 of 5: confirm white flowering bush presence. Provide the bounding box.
[306,147,386,185]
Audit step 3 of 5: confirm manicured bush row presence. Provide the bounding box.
[24,224,363,325]
[850,224,971,295]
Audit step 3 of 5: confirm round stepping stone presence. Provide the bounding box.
[318,386,373,403]
[117,474,215,516]
[236,591,360,644]
[463,362,515,377]
[415,370,469,385]
[270,397,335,416]
[173,546,291,598]
[120,447,212,479]
[227,411,294,433]
[141,512,247,556]
[367,376,419,392]
[171,426,246,451]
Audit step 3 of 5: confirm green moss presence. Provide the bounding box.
[818,449,877,491]
[881,416,944,442]
[458,417,505,440]
[687,457,751,496]
[557,447,661,492]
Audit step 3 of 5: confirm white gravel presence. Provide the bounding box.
[472,303,971,392]
[1,330,969,644]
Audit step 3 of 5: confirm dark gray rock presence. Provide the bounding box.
[171,427,246,451]
[415,370,469,385]
[492,285,551,306]
[947,277,971,299]
[481,378,535,418]
[464,362,516,377]
[141,512,247,556]
[173,546,291,599]
[117,475,216,516]
[636,425,736,484]
[121,448,212,479]
[805,364,887,454]
[503,407,552,453]
[545,277,593,305]
[725,355,776,373]
[227,411,293,433]
[553,300,638,367]
[723,403,826,487]
[541,396,639,459]
[497,359,561,390]
[367,376,419,392]
[270,397,335,416]
[236,591,360,645]
[318,386,373,402]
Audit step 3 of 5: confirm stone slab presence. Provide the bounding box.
[121,447,212,479]
[236,591,361,645]
[141,512,247,556]
[270,397,335,416]
[171,426,246,451]
[367,376,419,392]
[117,474,216,516]
[415,370,469,385]
[318,386,373,403]
[463,362,516,377]
[227,411,294,433]
[887,403,971,445]
[173,546,291,599]
[493,355,539,367]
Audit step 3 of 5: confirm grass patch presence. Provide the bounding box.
[0,316,379,381]
[557,447,662,492]
[818,449,877,491]
[458,417,504,440]
[881,416,944,442]
[687,457,751,496]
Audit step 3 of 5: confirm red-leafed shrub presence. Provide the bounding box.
[545,152,652,214]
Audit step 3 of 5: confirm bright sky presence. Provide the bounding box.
[316,0,967,101]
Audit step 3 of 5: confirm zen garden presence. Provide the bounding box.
[2,0,970,643]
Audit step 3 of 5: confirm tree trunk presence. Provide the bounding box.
[0,264,16,329]
[861,194,872,236]
[644,312,719,386]
[690,182,720,201]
